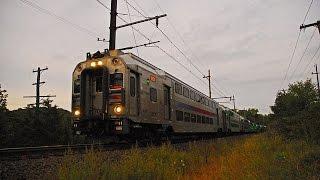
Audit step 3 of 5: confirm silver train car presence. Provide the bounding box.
[72,50,255,138]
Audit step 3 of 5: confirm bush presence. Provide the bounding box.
[0,107,73,148]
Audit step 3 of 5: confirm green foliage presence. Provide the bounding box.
[57,135,320,179]
[271,79,317,117]
[0,85,8,112]
[58,142,218,180]
[0,106,73,148]
[237,108,271,126]
[270,79,320,144]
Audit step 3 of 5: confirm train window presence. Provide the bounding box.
[175,83,182,95]
[184,112,190,122]
[110,73,123,88]
[205,99,209,106]
[130,77,136,97]
[191,114,196,123]
[73,79,80,94]
[195,94,200,102]
[190,91,195,100]
[206,117,209,124]
[209,118,213,124]
[197,115,202,123]
[96,76,102,92]
[150,87,157,102]
[202,116,206,124]
[200,97,205,104]
[183,87,189,98]
[176,110,183,121]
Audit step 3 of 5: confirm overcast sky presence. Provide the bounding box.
[0,0,319,114]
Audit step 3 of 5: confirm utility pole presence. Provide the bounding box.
[300,20,320,33]
[24,67,56,120]
[109,0,117,50]
[106,0,166,50]
[312,64,320,97]
[203,69,212,98]
[232,95,236,111]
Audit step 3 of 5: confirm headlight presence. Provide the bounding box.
[113,105,123,115]
[74,110,80,116]
[98,61,103,66]
[90,62,96,67]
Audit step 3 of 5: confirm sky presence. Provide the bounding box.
[0,0,319,114]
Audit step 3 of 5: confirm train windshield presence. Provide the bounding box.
[110,73,123,89]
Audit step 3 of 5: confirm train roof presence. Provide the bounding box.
[120,52,219,105]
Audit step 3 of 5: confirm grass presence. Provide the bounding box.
[57,134,320,180]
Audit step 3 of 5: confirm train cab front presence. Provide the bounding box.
[71,50,129,136]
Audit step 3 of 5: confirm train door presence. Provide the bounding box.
[80,68,108,118]
[163,85,171,121]
[129,72,138,116]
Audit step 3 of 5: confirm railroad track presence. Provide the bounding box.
[0,142,131,161]
[0,133,251,161]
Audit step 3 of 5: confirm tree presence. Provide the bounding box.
[270,79,320,144]
[271,79,317,117]
[0,85,8,112]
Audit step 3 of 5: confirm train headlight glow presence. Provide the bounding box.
[90,62,96,67]
[98,61,103,66]
[113,105,123,115]
[74,110,80,116]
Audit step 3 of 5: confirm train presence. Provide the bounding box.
[72,49,265,139]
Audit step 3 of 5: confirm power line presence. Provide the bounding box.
[152,0,207,69]
[124,0,139,56]
[96,0,229,98]
[118,15,226,97]
[279,30,302,90]
[302,42,320,75]
[150,0,233,98]
[288,28,316,81]
[279,0,314,90]
[18,0,102,38]
[126,0,230,98]
[126,0,205,76]
[302,0,314,24]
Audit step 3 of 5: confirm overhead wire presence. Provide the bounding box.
[97,1,227,97]
[150,0,233,102]
[302,0,314,24]
[124,0,139,56]
[303,43,320,75]
[288,28,316,81]
[279,0,314,90]
[19,0,102,38]
[120,16,227,97]
[127,0,230,98]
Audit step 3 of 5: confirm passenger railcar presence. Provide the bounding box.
[72,50,256,138]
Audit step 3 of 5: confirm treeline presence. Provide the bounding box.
[270,79,320,144]
[0,87,74,148]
